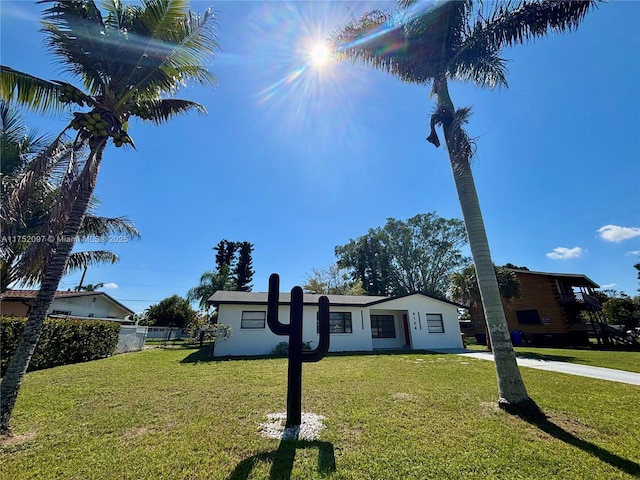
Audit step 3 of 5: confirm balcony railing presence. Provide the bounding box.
[558,292,602,310]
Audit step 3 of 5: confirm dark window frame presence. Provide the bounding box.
[371,314,396,338]
[425,313,445,333]
[516,309,542,325]
[241,310,266,329]
[317,311,353,334]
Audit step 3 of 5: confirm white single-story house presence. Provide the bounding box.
[208,290,464,357]
[0,289,135,322]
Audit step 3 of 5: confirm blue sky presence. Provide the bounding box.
[2,1,639,313]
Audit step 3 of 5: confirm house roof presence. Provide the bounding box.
[507,269,599,288]
[0,290,135,315]
[208,290,464,309]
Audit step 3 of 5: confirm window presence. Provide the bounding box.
[516,309,541,325]
[371,315,396,338]
[318,312,352,333]
[241,311,266,329]
[425,314,444,333]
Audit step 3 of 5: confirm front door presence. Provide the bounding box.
[402,314,411,347]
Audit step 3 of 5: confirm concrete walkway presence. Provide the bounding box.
[434,349,640,386]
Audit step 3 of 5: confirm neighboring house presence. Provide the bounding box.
[208,290,464,357]
[0,290,135,323]
[469,269,605,347]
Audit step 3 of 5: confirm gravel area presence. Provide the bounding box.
[259,412,326,440]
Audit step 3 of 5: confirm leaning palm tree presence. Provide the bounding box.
[0,0,217,434]
[331,0,598,413]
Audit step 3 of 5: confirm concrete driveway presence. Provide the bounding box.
[435,349,640,386]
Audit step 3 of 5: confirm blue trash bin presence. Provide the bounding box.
[511,330,523,346]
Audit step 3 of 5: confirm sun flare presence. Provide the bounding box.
[309,42,331,67]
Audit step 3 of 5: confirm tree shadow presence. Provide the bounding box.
[514,352,579,363]
[226,439,336,480]
[515,410,640,477]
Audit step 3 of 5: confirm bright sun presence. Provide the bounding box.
[309,42,331,67]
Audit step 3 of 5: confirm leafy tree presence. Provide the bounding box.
[0,102,140,292]
[303,264,367,295]
[0,0,217,434]
[601,295,640,332]
[335,230,394,296]
[145,295,198,329]
[233,241,255,292]
[337,213,469,298]
[331,0,597,412]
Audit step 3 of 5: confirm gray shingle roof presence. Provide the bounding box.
[208,290,465,308]
[208,290,387,307]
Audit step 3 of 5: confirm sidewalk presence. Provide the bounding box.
[434,349,640,386]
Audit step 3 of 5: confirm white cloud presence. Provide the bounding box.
[600,283,616,289]
[597,225,640,243]
[546,246,584,260]
[103,283,118,289]
[626,250,640,256]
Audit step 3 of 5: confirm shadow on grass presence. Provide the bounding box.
[226,440,336,480]
[180,348,445,364]
[517,411,640,477]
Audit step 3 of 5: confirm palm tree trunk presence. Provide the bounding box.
[0,140,105,435]
[435,78,538,412]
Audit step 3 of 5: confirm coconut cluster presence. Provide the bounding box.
[128,103,153,120]
[59,84,85,107]
[70,111,131,148]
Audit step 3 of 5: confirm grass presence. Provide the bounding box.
[466,345,640,373]
[2,348,639,479]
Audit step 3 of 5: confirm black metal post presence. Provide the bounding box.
[267,273,330,428]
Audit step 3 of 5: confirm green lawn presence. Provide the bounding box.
[466,345,640,373]
[2,348,639,479]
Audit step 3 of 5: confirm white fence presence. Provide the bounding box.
[116,325,148,354]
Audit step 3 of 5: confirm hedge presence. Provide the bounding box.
[1,316,120,376]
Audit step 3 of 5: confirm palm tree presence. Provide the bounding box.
[331,0,598,413]
[187,264,234,314]
[76,282,104,292]
[449,264,521,308]
[1,103,141,291]
[0,0,217,434]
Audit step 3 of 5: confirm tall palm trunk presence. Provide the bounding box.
[0,139,106,434]
[435,78,536,411]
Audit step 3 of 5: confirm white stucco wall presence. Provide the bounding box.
[214,304,374,357]
[48,295,130,319]
[214,294,463,357]
[373,295,463,350]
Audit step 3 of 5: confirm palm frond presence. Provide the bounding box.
[331,2,470,85]
[0,66,67,114]
[132,98,206,123]
[447,106,476,167]
[65,249,119,272]
[1,131,78,234]
[449,48,509,89]
[467,0,600,52]
[79,214,141,239]
[122,2,218,99]
[39,0,108,95]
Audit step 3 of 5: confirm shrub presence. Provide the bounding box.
[270,341,312,357]
[1,316,120,376]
